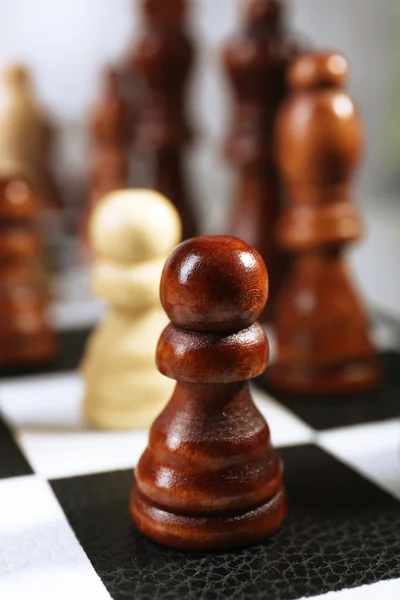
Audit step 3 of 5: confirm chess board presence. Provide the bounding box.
[1,317,400,600]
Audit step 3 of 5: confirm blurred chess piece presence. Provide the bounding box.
[0,176,57,368]
[267,51,381,394]
[132,0,198,239]
[83,66,131,246]
[0,63,62,211]
[80,189,181,429]
[0,159,55,294]
[223,0,299,322]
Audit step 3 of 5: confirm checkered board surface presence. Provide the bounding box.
[1,323,400,600]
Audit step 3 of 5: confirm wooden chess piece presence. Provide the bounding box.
[80,189,181,430]
[85,67,131,241]
[267,51,381,394]
[130,235,286,551]
[40,119,63,211]
[132,0,198,239]
[0,163,53,297]
[0,176,57,367]
[223,0,298,321]
[0,64,62,211]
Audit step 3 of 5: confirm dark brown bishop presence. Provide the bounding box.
[130,235,286,551]
[267,51,381,394]
[222,0,298,321]
[132,0,198,239]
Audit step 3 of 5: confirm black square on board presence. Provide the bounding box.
[260,351,400,430]
[0,415,33,479]
[51,444,400,600]
[0,327,91,379]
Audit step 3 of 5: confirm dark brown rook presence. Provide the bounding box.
[130,235,286,551]
[222,0,298,322]
[267,51,381,395]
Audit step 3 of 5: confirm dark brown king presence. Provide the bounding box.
[222,0,298,322]
[84,66,130,242]
[130,235,286,551]
[131,0,197,239]
[267,51,381,394]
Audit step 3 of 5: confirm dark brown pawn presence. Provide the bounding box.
[84,67,130,241]
[267,51,381,395]
[0,177,57,367]
[130,235,286,551]
[132,0,198,239]
[222,0,298,322]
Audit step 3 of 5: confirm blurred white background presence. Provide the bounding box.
[0,0,398,318]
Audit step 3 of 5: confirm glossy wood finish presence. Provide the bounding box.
[132,0,197,239]
[130,235,286,551]
[267,52,381,395]
[160,235,268,332]
[0,177,57,367]
[157,322,269,383]
[85,67,130,240]
[222,0,298,322]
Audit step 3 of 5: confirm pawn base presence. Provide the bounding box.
[265,357,382,395]
[130,487,286,552]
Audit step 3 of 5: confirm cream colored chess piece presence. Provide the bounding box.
[81,189,181,429]
[0,64,60,209]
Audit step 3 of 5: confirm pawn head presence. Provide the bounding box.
[90,189,181,264]
[160,235,268,332]
[0,176,38,221]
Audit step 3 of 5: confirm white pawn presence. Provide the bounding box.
[81,189,181,430]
